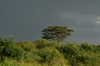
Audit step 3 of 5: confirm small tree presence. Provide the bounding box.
[42,26,74,42]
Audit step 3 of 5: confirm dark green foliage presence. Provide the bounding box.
[80,42,98,52]
[37,47,61,63]
[0,36,25,61]
[33,39,49,49]
[23,51,42,63]
[16,40,35,52]
[1,37,100,66]
[56,43,79,58]
[13,47,25,61]
[42,26,74,42]
[75,54,88,63]
[34,39,62,49]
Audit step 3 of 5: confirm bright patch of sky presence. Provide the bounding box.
[96,17,100,24]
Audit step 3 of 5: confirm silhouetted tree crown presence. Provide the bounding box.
[42,26,74,42]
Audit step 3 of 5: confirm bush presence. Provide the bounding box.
[23,50,42,63]
[56,43,79,58]
[37,47,61,63]
[80,42,98,52]
[33,39,49,49]
[16,40,35,52]
[0,36,25,61]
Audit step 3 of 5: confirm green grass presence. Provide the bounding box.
[0,37,100,66]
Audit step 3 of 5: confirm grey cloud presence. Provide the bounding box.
[60,18,78,27]
[65,36,100,45]
[70,27,100,39]
[79,19,100,29]
[0,0,100,44]
[37,0,100,15]
[70,19,100,39]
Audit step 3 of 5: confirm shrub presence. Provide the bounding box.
[37,47,61,63]
[33,39,49,49]
[80,42,98,52]
[16,40,35,52]
[0,36,25,61]
[56,43,79,58]
[23,51,42,63]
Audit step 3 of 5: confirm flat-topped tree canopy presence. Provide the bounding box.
[42,26,74,42]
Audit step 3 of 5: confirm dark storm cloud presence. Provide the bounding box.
[79,19,100,29]
[72,27,100,38]
[0,0,64,42]
[0,0,100,44]
[79,20,96,28]
[60,18,78,27]
[45,0,100,15]
[69,19,100,39]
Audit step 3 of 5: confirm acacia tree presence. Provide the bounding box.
[42,26,74,42]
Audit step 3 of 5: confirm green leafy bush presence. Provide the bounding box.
[23,50,42,63]
[56,43,79,58]
[80,42,98,52]
[16,40,35,52]
[33,39,49,49]
[1,36,100,66]
[0,36,25,61]
[37,47,61,63]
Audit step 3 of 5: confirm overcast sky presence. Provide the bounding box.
[1,0,100,45]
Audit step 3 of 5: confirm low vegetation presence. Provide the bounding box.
[0,36,100,66]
